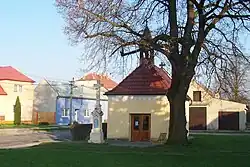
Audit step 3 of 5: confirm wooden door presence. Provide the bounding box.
[141,115,150,141]
[219,111,239,130]
[189,107,207,130]
[131,114,151,142]
[131,115,141,141]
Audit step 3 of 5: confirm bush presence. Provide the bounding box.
[14,96,21,125]
[70,123,107,141]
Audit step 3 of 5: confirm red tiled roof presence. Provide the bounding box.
[78,73,118,90]
[0,66,34,83]
[105,61,172,95]
[0,85,7,95]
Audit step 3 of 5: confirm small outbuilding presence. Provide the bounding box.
[187,80,247,131]
[105,52,190,142]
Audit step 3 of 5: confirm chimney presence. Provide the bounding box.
[139,26,154,65]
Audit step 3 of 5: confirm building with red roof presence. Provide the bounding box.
[104,47,191,141]
[77,73,117,91]
[104,42,246,142]
[0,66,35,124]
[0,66,35,83]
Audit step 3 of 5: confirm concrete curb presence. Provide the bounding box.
[0,140,61,149]
[0,142,42,149]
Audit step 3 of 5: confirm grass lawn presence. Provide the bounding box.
[0,124,69,131]
[0,124,38,128]
[0,135,250,167]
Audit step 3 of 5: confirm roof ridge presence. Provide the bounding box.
[77,72,118,90]
[0,65,12,68]
[192,79,215,96]
[79,73,112,80]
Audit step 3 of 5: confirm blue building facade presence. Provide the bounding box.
[56,97,108,125]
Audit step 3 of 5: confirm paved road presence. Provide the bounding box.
[0,130,72,148]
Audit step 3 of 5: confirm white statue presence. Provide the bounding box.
[88,80,105,143]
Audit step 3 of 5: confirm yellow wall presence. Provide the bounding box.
[207,99,246,130]
[0,96,5,117]
[108,95,170,141]
[188,80,247,130]
[108,96,169,139]
[0,80,34,122]
[107,79,247,140]
[187,80,214,104]
[107,95,190,141]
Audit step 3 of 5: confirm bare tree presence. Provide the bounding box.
[56,0,250,145]
[214,54,250,104]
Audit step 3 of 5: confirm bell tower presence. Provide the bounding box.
[139,26,154,65]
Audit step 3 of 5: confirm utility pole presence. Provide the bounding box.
[69,77,76,125]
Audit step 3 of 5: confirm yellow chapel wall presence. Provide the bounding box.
[107,95,170,141]
[107,95,190,141]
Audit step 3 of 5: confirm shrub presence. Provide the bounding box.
[14,96,21,125]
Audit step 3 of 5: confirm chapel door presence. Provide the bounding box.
[131,114,151,142]
[140,114,150,141]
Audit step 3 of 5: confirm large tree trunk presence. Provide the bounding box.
[166,71,193,145]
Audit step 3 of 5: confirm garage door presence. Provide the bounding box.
[189,107,207,130]
[218,111,239,130]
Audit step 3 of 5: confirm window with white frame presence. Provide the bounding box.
[14,84,17,92]
[62,108,69,117]
[84,109,90,117]
[74,109,79,121]
[19,85,22,92]
[14,84,23,92]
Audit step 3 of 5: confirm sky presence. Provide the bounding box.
[0,1,84,83]
[0,1,249,84]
